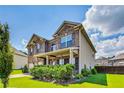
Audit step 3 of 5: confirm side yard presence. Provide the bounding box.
[11,69,22,75]
[0,74,124,88]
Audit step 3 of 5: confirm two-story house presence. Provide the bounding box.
[26,21,96,73]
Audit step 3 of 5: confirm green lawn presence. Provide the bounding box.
[11,69,22,75]
[0,74,124,88]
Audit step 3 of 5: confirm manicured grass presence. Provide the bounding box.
[11,69,22,75]
[83,74,107,85]
[0,76,64,88]
[0,74,124,88]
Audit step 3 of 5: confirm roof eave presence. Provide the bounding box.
[75,24,97,53]
[26,34,47,48]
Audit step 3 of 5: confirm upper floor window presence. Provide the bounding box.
[61,34,73,48]
[67,34,72,41]
[67,34,73,47]
[36,43,44,53]
[37,43,40,50]
[61,36,66,48]
[51,44,57,51]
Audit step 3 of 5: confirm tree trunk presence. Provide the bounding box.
[2,78,8,88]
[3,82,7,88]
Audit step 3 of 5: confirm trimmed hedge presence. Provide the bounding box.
[30,64,74,82]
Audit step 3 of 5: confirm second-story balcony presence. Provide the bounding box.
[50,40,74,52]
[28,39,75,55]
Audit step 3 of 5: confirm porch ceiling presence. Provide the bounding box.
[34,47,79,58]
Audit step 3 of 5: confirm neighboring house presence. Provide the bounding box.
[95,57,110,66]
[26,21,96,73]
[12,47,28,69]
[96,53,124,66]
[109,53,124,66]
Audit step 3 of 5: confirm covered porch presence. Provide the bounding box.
[34,47,79,72]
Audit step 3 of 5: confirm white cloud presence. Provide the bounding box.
[83,6,124,35]
[21,39,28,46]
[83,6,124,58]
[95,35,124,58]
[116,36,124,48]
[90,33,100,45]
[95,38,117,57]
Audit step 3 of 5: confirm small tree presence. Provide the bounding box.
[91,67,97,75]
[0,23,13,88]
[22,64,29,73]
[81,64,91,77]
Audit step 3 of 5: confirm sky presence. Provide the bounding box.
[0,5,124,58]
[0,5,90,52]
[83,6,124,58]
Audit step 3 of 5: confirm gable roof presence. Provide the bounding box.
[53,21,81,36]
[26,34,47,47]
[53,21,96,53]
[26,21,96,53]
[12,47,27,57]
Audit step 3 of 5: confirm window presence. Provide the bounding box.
[67,34,72,41]
[64,58,69,64]
[60,34,73,48]
[59,59,64,65]
[61,36,66,48]
[61,36,66,43]
[67,34,73,47]
[37,43,40,49]
[51,44,57,51]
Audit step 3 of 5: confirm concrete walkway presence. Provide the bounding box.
[10,73,31,78]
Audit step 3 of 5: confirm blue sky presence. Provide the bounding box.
[0,5,91,51]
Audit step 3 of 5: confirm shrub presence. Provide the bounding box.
[52,65,61,81]
[30,67,41,79]
[30,64,74,82]
[64,64,74,80]
[91,67,97,75]
[22,65,29,73]
[75,74,83,79]
[81,64,91,77]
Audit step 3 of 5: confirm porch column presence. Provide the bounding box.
[70,49,75,64]
[46,55,49,65]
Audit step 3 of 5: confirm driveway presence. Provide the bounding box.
[10,73,30,78]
